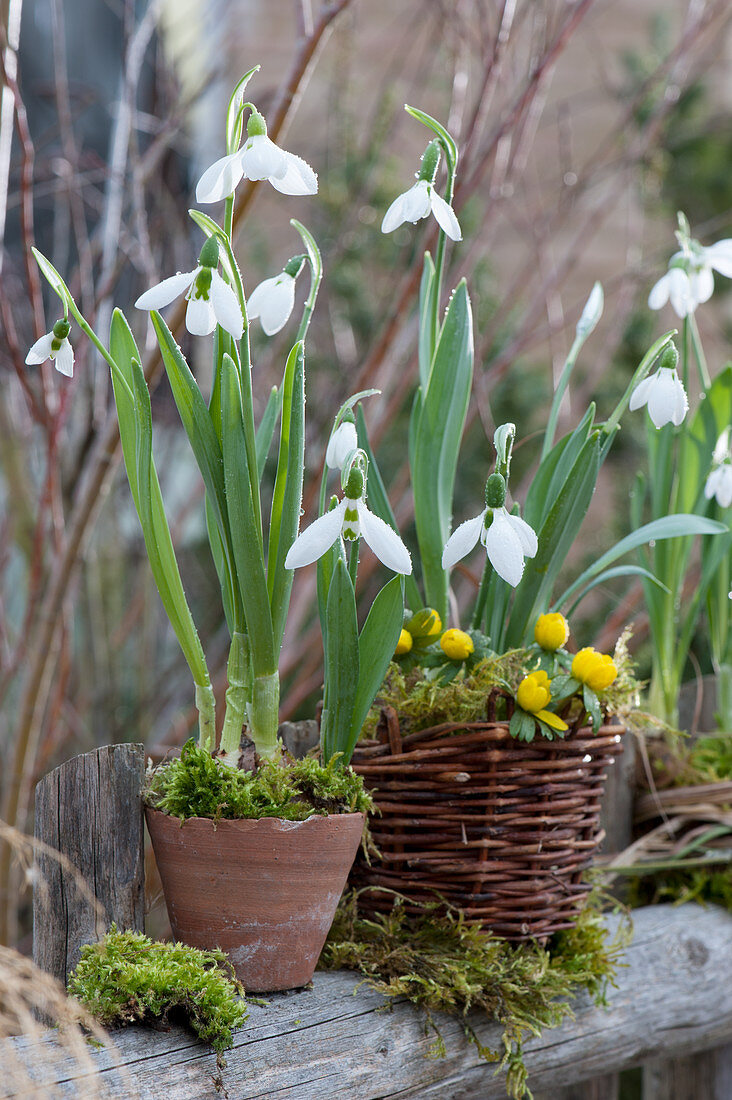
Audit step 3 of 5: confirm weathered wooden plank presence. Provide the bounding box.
[6,904,732,1099]
[33,744,145,985]
[642,1045,732,1100]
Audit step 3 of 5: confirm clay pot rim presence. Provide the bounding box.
[144,805,366,829]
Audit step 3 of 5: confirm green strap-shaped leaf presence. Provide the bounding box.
[220,354,275,675]
[561,565,670,618]
[321,557,359,763]
[506,434,602,647]
[343,575,405,764]
[121,352,209,688]
[418,251,436,388]
[268,342,305,651]
[411,280,473,622]
[524,404,595,530]
[256,385,280,480]
[151,311,242,631]
[356,405,422,610]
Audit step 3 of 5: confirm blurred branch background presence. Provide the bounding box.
[1,0,731,947]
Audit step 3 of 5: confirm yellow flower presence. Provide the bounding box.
[534,612,569,651]
[517,670,551,712]
[571,647,618,691]
[394,628,413,656]
[516,671,568,732]
[440,628,474,661]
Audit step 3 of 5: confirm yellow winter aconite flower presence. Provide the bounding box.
[440,629,474,661]
[395,629,413,656]
[571,647,618,691]
[534,612,569,651]
[516,671,568,732]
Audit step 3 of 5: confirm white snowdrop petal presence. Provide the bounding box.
[667,268,694,317]
[135,271,196,311]
[284,502,346,569]
[669,374,689,426]
[211,273,244,340]
[381,193,410,234]
[241,135,287,181]
[326,421,358,470]
[25,332,55,365]
[505,512,538,558]
[195,153,245,204]
[429,188,462,242]
[53,339,74,378]
[484,514,526,587]
[186,296,216,336]
[248,275,296,335]
[629,375,654,412]
[357,503,412,574]
[717,467,732,508]
[704,469,720,500]
[269,151,318,196]
[647,273,670,311]
[704,240,732,278]
[382,183,430,233]
[441,511,486,570]
[690,265,714,305]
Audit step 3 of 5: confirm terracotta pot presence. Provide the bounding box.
[145,807,364,992]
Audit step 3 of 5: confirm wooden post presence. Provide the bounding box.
[643,1046,732,1099]
[33,744,145,985]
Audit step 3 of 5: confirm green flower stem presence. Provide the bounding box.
[195,681,217,752]
[471,556,493,631]
[292,219,323,345]
[688,312,711,390]
[428,145,457,357]
[715,663,732,733]
[220,631,250,758]
[541,333,583,461]
[249,671,280,760]
[233,334,263,544]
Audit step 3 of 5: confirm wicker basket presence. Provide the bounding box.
[350,703,624,941]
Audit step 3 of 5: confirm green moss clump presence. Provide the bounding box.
[319,892,629,1100]
[145,739,373,822]
[628,866,732,912]
[362,652,531,738]
[68,926,248,1053]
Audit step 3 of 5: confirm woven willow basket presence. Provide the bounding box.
[350,702,625,941]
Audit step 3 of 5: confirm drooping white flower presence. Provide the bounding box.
[196,110,317,204]
[382,179,461,241]
[26,319,74,378]
[648,236,732,317]
[442,506,538,587]
[705,430,732,508]
[325,420,358,470]
[247,272,296,336]
[285,467,412,575]
[135,237,243,340]
[705,464,732,509]
[629,367,688,429]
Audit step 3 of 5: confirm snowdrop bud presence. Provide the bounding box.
[576,282,604,339]
[418,140,441,184]
[52,318,71,340]
[485,473,507,508]
[198,236,220,269]
[247,109,267,137]
[344,465,365,498]
[658,343,679,372]
[326,416,358,470]
[284,255,306,279]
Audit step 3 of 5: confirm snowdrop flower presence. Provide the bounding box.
[705,430,732,508]
[648,223,732,317]
[196,109,317,204]
[247,256,304,335]
[285,463,412,574]
[629,351,688,429]
[325,417,358,470]
[26,318,74,378]
[135,237,243,340]
[442,473,537,587]
[382,139,461,242]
